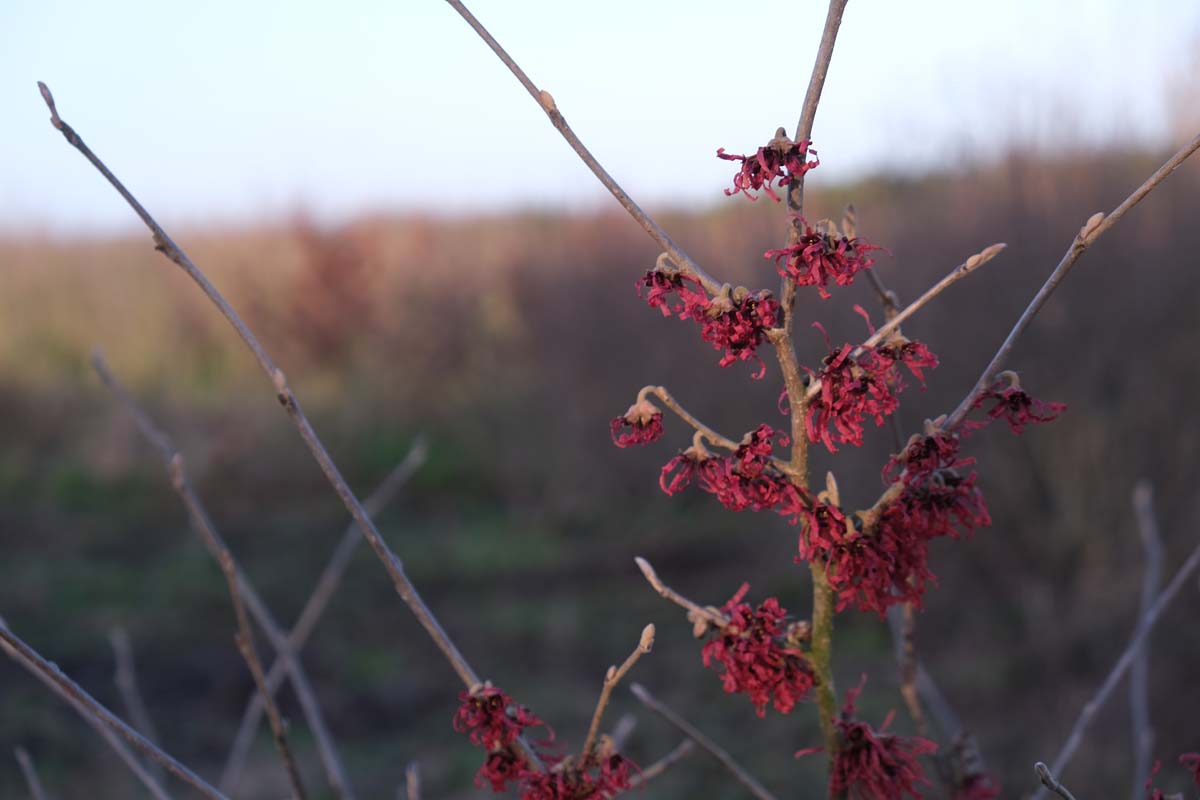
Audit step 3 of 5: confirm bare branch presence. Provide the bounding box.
[634,557,728,630]
[37,81,542,771]
[108,627,164,783]
[896,602,926,738]
[221,438,427,789]
[1129,481,1163,800]
[14,748,48,800]
[627,739,695,789]
[630,683,778,800]
[442,2,722,294]
[90,352,352,799]
[1035,762,1079,800]
[404,762,421,800]
[0,621,213,799]
[581,625,655,765]
[608,714,637,752]
[1032,533,1200,800]
[215,548,308,800]
[803,243,1007,403]
[945,130,1200,429]
[780,0,850,331]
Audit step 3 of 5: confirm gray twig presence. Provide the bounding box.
[1032,533,1200,800]
[14,748,48,800]
[216,547,308,800]
[0,621,205,799]
[1129,481,1163,800]
[404,762,421,800]
[90,352,348,799]
[627,739,695,789]
[946,130,1200,429]
[220,438,428,790]
[40,81,540,771]
[630,683,778,800]
[1035,762,1079,800]
[108,627,164,784]
[442,0,722,295]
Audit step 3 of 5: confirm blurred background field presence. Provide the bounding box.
[1,144,1199,798]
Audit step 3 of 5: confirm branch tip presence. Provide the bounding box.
[37,81,63,130]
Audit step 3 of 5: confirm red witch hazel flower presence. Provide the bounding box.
[809,431,991,615]
[610,395,664,448]
[968,371,1066,435]
[454,685,544,750]
[1182,753,1200,787]
[520,752,634,800]
[454,685,547,792]
[765,218,884,299]
[717,128,819,202]
[798,677,937,800]
[638,268,779,378]
[700,583,816,716]
[804,310,937,453]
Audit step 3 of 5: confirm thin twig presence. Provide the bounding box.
[802,243,1007,402]
[608,714,637,753]
[1032,534,1200,800]
[0,621,214,799]
[896,602,927,738]
[404,762,421,800]
[780,0,850,333]
[945,130,1200,429]
[41,82,542,771]
[221,438,428,790]
[1035,762,1079,800]
[641,386,741,453]
[634,557,728,629]
[630,683,778,800]
[1129,481,1163,800]
[108,627,164,784]
[215,549,308,800]
[14,748,48,800]
[442,1,722,295]
[627,739,695,788]
[90,352,352,799]
[581,625,655,765]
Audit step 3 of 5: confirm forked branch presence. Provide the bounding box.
[0,620,216,799]
[91,351,352,799]
[946,130,1200,429]
[581,624,655,765]
[631,683,778,800]
[40,80,543,771]
[1032,531,1200,800]
[221,438,427,791]
[443,1,722,295]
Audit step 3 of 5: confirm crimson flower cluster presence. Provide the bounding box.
[454,687,547,791]
[454,688,633,799]
[520,754,634,800]
[659,425,805,521]
[717,133,819,202]
[765,218,883,299]
[970,380,1067,435]
[638,270,779,378]
[700,583,815,716]
[1146,754,1200,800]
[804,312,938,453]
[610,397,663,448]
[953,773,1002,800]
[799,678,937,800]
[835,432,991,614]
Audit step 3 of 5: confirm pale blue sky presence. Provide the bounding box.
[2,0,1198,234]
